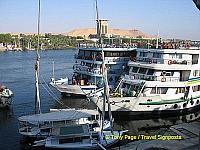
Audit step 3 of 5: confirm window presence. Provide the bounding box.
[132,67,139,73]
[84,50,91,57]
[151,87,168,94]
[150,88,156,94]
[140,52,147,57]
[153,53,162,58]
[193,70,198,77]
[138,68,147,74]
[78,50,84,57]
[147,69,154,75]
[157,88,168,94]
[105,51,111,57]
[176,54,182,59]
[111,52,120,57]
[175,87,185,94]
[192,85,200,92]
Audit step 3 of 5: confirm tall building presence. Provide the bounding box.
[96,19,108,37]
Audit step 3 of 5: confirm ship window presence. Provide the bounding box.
[193,70,198,77]
[140,52,147,57]
[78,50,84,57]
[192,85,200,92]
[138,68,147,74]
[132,67,139,73]
[111,52,120,57]
[157,88,168,94]
[175,87,185,94]
[150,88,156,94]
[84,50,91,57]
[176,54,182,59]
[105,51,111,57]
[151,87,168,94]
[153,53,162,58]
[147,69,154,75]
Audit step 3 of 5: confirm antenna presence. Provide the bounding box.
[95,0,102,44]
[156,28,159,49]
[35,0,41,114]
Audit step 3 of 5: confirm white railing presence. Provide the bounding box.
[129,73,180,82]
[131,57,192,65]
[73,64,101,75]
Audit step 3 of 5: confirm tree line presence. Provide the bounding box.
[0,33,84,50]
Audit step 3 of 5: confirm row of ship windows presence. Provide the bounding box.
[132,67,154,75]
[78,50,135,57]
[150,86,200,94]
[139,52,182,59]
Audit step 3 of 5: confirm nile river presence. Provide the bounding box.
[0,49,200,150]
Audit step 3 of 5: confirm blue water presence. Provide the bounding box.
[1,50,200,150]
[0,49,81,150]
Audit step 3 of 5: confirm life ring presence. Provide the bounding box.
[161,77,166,82]
[168,60,172,65]
[111,101,115,105]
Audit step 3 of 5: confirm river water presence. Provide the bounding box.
[0,49,200,150]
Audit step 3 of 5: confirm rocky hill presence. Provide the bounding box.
[65,28,155,38]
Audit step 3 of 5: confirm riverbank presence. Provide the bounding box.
[0,47,6,52]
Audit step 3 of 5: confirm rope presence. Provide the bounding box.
[40,75,67,107]
[40,75,60,100]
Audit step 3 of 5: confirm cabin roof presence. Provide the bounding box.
[137,48,200,54]
[79,47,136,52]
[18,109,98,122]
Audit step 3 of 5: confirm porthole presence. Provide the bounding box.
[196,100,199,104]
[174,104,178,109]
[190,100,194,105]
[183,103,187,108]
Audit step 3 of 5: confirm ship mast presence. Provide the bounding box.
[35,0,41,114]
[95,0,113,132]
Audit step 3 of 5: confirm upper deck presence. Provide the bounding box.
[75,47,136,62]
[129,48,200,70]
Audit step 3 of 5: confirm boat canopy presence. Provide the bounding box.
[18,109,96,122]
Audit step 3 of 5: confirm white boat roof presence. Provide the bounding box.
[18,109,97,122]
[80,47,136,51]
[137,48,200,54]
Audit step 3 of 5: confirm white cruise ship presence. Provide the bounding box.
[50,46,136,96]
[89,48,200,116]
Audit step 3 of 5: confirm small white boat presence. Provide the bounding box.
[18,109,100,138]
[50,77,95,96]
[0,85,13,108]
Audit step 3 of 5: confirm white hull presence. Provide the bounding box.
[52,84,97,96]
[90,94,200,115]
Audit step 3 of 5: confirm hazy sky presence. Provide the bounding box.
[0,0,200,40]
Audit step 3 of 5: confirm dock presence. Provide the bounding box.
[116,120,200,150]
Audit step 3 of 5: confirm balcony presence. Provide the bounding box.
[73,64,101,76]
[74,54,103,61]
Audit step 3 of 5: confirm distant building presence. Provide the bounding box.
[96,19,108,37]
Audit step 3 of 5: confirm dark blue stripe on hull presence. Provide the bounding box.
[105,105,200,120]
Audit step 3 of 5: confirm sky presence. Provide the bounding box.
[0,0,200,40]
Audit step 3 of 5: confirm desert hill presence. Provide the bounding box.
[65,28,155,38]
